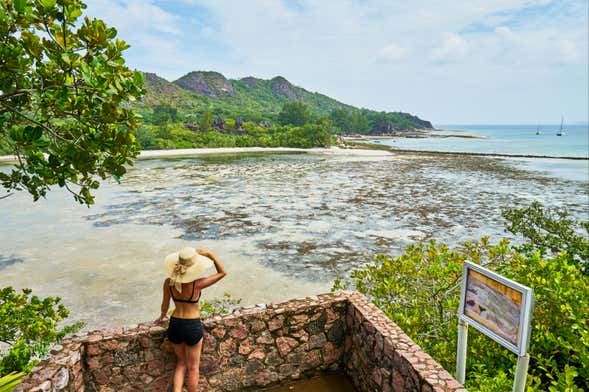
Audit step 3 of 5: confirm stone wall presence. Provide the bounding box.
[344,292,465,392]
[15,292,465,392]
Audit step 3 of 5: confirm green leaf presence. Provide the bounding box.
[27,126,43,142]
[0,1,143,205]
[0,371,26,391]
[13,0,26,13]
[9,128,24,142]
[40,0,56,8]
[66,6,82,20]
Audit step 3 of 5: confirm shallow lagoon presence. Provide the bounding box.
[1,151,587,329]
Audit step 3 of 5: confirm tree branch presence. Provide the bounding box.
[0,84,93,102]
[0,89,36,101]
[43,22,63,50]
[0,102,68,142]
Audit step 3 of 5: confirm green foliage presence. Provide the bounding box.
[502,201,589,273]
[0,371,25,392]
[199,108,214,133]
[278,101,311,126]
[330,108,432,135]
[0,0,144,205]
[151,103,178,125]
[334,203,589,391]
[199,293,242,317]
[330,109,369,133]
[135,71,433,144]
[348,111,370,133]
[134,121,333,150]
[0,287,83,376]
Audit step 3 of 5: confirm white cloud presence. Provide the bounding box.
[556,39,579,63]
[495,26,517,40]
[86,0,181,36]
[431,33,469,62]
[377,43,409,61]
[84,0,190,77]
[84,0,588,123]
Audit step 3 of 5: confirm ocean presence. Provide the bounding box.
[378,124,589,158]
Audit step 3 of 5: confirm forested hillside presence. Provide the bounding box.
[131,71,433,150]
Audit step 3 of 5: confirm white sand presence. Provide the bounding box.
[0,146,391,164]
[0,155,17,163]
[138,146,391,159]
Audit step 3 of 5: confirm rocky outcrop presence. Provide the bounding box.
[240,76,263,88]
[174,71,235,99]
[185,123,200,132]
[142,72,186,105]
[212,116,225,131]
[270,76,306,101]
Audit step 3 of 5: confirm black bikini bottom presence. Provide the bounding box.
[167,317,203,346]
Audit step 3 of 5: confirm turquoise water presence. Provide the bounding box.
[380,124,589,158]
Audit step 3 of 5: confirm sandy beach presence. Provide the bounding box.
[0,146,392,165]
[138,146,393,158]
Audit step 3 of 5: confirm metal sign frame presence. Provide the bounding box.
[456,261,535,392]
[458,261,534,356]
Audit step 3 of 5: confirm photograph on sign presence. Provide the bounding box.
[463,268,523,347]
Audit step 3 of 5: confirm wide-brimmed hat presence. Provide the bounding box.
[164,247,213,292]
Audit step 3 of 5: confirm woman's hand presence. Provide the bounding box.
[194,248,226,290]
[155,314,168,324]
[197,248,214,259]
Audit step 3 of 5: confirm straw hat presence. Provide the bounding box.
[164,247,213,292]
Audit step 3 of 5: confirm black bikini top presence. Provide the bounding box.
[169,281,201,304]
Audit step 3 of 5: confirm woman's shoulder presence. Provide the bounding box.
[193,277,205,288]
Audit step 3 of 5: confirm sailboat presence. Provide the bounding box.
[556,116,566,136]
[536,125,541,135]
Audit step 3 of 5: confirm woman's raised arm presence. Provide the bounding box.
[195,249,226,290]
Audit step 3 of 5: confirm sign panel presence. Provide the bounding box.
[458,261,534,356]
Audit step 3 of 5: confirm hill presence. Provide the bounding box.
[137,71,433,133]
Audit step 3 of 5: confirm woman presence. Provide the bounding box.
[156,247,226,392]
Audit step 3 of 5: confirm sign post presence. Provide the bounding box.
[457,261,534,391]
[456,319,468,384]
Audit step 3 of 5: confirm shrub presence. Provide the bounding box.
[0,287,83,376]
[334,204,588,391]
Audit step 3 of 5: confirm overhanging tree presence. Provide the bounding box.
[0,0,144,205]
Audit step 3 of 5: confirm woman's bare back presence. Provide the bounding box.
[167,278,202,319]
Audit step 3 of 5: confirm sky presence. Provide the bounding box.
[84,0,588,125]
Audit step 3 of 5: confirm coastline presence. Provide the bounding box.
[1,138,587,163]
[342,128,486,141]
[137,146,391,159]
[0,146,391,164]
[346,141,589,160]
[341,128,437,140]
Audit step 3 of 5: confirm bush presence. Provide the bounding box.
[0,287,83,376]
[502,201,588,273]
[133,122,332,150]
[199,293,242,317]
[334,204,588,391]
